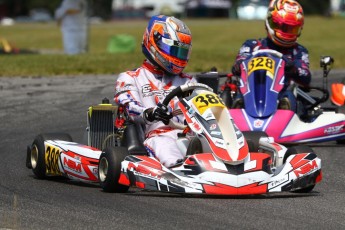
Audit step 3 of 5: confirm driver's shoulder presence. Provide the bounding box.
[179,72,193,80]
[295,43,309,53]
[242,38,263,46]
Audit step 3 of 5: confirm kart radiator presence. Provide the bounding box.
[87,103,118,150]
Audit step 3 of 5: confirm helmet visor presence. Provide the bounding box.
[268,17,301,36]
[156,37,191,61]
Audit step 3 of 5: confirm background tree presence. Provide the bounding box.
[91,0,113,19]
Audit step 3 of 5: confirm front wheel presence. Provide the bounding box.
[98,147,130,193]
[186,137,203,155]
[283,145,315,193]
[336,139,345,144]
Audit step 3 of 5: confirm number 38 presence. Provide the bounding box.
[195,94,224,106]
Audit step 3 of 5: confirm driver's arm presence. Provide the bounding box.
[286,46,311,87]
[114,72,175,125]
[231,39,258,75]
[114,73,146,124]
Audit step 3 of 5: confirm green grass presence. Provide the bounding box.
[0,16,344,76]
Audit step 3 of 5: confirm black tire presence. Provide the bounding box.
[186,137,203,155]
[335,106,345,144]
[220,87,233,108]
[98,146,130,193]
[29,133,72,179]
[336,139,345,144]
[335,106,345,114]
[283,145,315,193]
[242,131,268,152]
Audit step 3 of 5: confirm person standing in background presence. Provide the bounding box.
[55,0,88,54]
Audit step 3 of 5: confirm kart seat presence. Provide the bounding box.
[122,120,147,155]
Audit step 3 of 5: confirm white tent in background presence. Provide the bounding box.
[330,0,345,15]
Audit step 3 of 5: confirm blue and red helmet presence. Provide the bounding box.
[142,15,192,75]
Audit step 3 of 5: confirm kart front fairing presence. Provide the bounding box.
[118,150,321,195]
[179,90,249,163]
[230,50,345,143]
[239,54,285,118]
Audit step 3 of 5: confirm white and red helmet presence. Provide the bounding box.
[266,0,304,47]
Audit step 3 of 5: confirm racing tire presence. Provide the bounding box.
[336,139,345,144]
[98,147,130,193]
[242,131,268,152]
[283,145,315,193]
[186,137,203,155]
[335,106,345,144]
[335,105,345,114]
[29,133,73,179]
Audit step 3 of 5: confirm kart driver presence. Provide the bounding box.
[114,15,195,168]
[231,0,311,114]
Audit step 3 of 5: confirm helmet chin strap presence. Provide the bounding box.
[144,57,178,77]
[145,59,158,69]
[273,36,296,47]
[142,44,169,73]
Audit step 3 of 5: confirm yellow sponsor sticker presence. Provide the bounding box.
[45,143,63,176]
[192,92,225,114]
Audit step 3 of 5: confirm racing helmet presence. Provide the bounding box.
[266,0,304,47]
[142,15,192,75]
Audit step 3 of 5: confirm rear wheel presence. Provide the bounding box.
[28,133,72,179]
[283,145,315,193]
[98,147,130,193]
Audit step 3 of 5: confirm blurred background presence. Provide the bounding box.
[0,0,344,76]
[0,0,341,23]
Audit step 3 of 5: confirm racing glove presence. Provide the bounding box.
[284,60,298,79]
[231,62,242,76]
[143,103,173,125]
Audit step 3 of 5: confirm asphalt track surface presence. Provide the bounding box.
[1,70,345,229]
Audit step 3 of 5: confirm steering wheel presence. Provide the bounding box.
[251,49,284,59]
[241,49,291,72]
[161,83,213,129]
[250,49,294,65]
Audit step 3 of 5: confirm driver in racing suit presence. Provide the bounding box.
[231,0,311,115]
[114,15,195,168]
